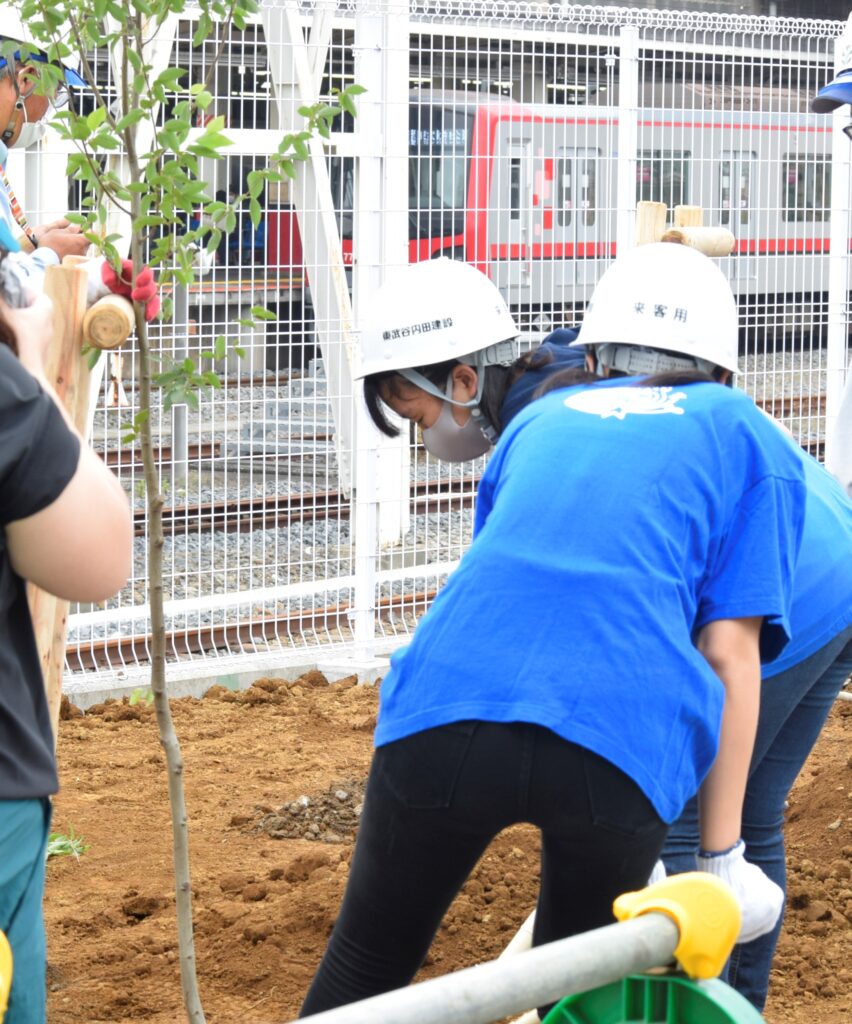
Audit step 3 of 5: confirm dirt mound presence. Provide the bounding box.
[43,680,851,1024]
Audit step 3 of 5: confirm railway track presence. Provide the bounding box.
[132,477,479,537]
[65,590,437,673]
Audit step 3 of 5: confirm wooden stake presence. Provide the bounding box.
[26,258,92,742]
[659,226,735,257]
[635,201,667,245]
[83,293,135,350]
[673,205,704,228]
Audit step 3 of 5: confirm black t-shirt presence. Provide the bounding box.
[0,345,80,799]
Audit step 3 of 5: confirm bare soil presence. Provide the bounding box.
[45,673,852,1024]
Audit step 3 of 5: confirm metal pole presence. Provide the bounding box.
[171,283,189,494]
[825,29,852,481]
[349,1,411,656]
[615,26,639,256]
[293,913,680,1024]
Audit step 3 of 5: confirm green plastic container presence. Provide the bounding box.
[541,973,765,1024]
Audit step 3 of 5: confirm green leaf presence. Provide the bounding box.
[157,67,188,91]
[246,171,264,199]
[250,306,276,321]
[115,110,145,134]
[86,106,107,131]
[234,346,247,359]
[214,335,227,360]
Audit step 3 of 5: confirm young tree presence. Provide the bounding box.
[15,1,360,1018]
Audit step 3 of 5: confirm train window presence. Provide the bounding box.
[510,157,522,221]
[637,150,690,208]
[782,156,830,222]
[557,151,597,227]
[409,106,473,210]
[719,152,755,227]
[557,159,572,226]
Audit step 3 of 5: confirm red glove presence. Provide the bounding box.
[101,260,161,321]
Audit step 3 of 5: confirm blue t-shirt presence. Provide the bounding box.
[763,450,852,676]
[375,379,807,823]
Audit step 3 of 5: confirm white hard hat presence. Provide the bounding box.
[0,5,86,87]
[571,243,739,375]
[355,258,519,380]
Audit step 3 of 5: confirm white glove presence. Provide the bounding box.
[696,839,784,944]
[647,859,667,886]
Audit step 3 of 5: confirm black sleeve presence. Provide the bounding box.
[0,345,81,526]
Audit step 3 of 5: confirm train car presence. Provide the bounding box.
[403,88,832,343]
[275,86,833,346]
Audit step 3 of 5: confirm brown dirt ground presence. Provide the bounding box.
[45,673,852,1024]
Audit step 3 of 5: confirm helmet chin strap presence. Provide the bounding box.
[2,98,22,143]
[2,70,28,143]
[399,367,500,444]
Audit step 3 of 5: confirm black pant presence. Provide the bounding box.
[300,722,667,1016]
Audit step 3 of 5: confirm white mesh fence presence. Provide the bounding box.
[22,2,844,682]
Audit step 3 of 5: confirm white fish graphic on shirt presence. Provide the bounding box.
[564,386,688,420]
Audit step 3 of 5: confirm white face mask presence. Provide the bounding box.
[420,376,492,462]
[9,92,50,149]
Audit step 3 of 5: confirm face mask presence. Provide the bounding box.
[421,376,491,462]
[9,92,50,149]
[13,119,46,148]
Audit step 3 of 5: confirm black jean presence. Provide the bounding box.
[300,721,667,1016]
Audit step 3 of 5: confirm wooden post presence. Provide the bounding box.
[83,293,135,350]
[634,201,667,245]
[26,258,92,741]
[673,205,703,228]
[660,226,735,257]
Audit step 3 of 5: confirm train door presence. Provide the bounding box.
[555,147,600,264]
[488,120,535,302]
[719,151,755,232]
[507,138,533,260]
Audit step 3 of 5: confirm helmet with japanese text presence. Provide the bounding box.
[812,14,852,112]
[354,258,519,380]
[0,4,87,89]
[570,243,739,375]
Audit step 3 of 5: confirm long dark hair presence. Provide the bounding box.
[535,366,718,400]
[363,344,555,438]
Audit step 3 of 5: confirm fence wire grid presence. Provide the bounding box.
[16,2,847,682]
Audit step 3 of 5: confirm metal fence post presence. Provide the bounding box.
[171,283,189,495]
[349,0,411,658]
[616,25,639,255]
[825,30,852,478]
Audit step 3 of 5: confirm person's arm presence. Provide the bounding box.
[696,616,762,850]
[3,297,132,603]
[695,615,784,944]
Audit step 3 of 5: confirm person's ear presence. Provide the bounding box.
[585,351,597,374]
[716,368,732,386]
[451,363,479,402]
[15,64,38,96]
